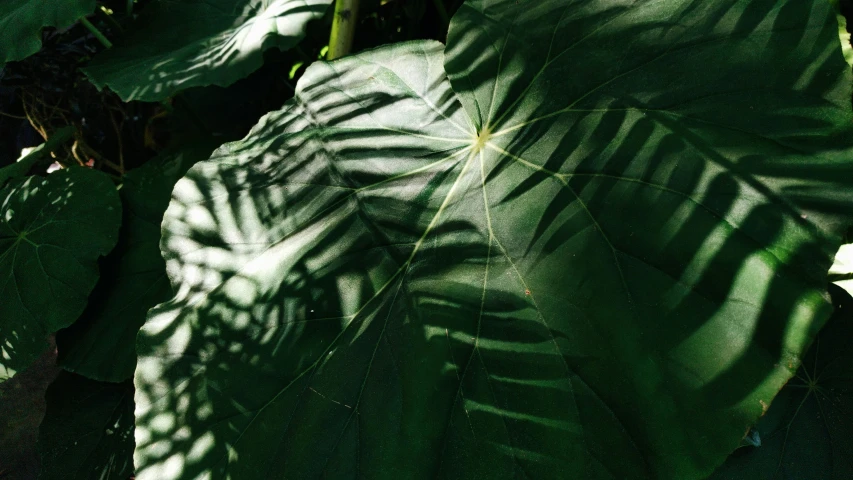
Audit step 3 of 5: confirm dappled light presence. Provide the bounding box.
[0,168,120,383]
[56,144,219,383]
[131,0,853,478]
[83,0,333,101]
[38,371,135,479]
[710,284,853,479]
[2,0,852,477]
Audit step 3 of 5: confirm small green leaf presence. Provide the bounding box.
[0,0,96,64]
[0,168,121,382]
[710,284,853,480]
[38,372,135,480]
[83,0,333,102]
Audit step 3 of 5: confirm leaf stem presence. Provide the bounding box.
[829,272,853,282]
[79,17,113,49]
[127,0,134,16]
[328,0,359,60]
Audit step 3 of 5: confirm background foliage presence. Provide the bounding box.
[1,0,852,479]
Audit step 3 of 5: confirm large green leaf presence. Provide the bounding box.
[57,144,217,382]
[135,1,853,479]
[38,372,135,480]
[710,283,853,480]
[0,168,121,382]
[0,0,95,64]
[82,0,332,102]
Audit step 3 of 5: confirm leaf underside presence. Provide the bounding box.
[135,1,853,479]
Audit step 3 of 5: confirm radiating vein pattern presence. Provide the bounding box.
[441,0,853,477]
[137,1,853,479]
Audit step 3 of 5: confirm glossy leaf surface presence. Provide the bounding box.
[0,168,120,382]
[136,1,853,478]
[83,0,332,101]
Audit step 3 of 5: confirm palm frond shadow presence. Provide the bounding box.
[132,2,853,479]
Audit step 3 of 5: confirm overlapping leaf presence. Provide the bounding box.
[0,0,95,64]
[0,168,120,382]
[83,0,332,102]
[135,1,853,478]
[711,284,853,480]
[57,145,217,382]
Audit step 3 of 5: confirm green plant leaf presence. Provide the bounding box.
[135,0,853,478]
[82,0,333,102]
[0,0,96,64]
[57,144,218,382]
[0,168,120,382]
[710,284,853,480]
[38,371,135,480]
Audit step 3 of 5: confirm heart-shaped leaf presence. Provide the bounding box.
[83,0,332,102]
[135,1,853,478]
[0,168,120,382]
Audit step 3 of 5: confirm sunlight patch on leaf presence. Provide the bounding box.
[135,1,853,479]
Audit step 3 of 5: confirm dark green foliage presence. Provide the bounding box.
[711,284,853,479]
[38,372,135,480]
[135,1,853,477]
[83,0,334,101]
[0,167,121,382]
[0,0,96,64]
[0,0,851,479]
[57,144,218,382]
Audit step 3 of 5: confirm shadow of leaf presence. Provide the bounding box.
[710,283,853,480]
[83,0,333,102]
[134,1,853,479]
